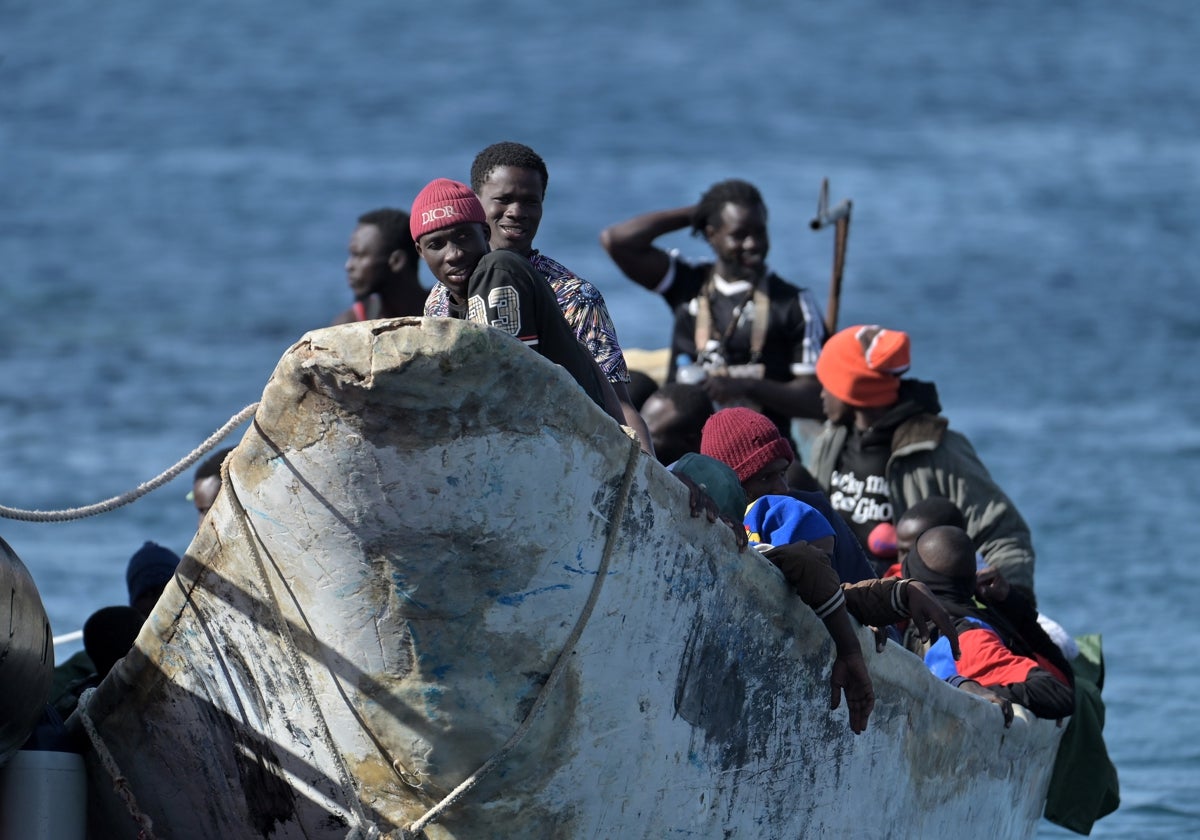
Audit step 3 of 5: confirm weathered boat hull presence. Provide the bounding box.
[79,318,1063,838]
[0,535,54,765]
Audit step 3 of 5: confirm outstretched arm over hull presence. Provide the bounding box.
[760,542,874,733]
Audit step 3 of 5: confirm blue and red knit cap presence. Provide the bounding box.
[700,407,794,483]
[409,178,487,243]
[816,325,911,408]
[744,494,835,547]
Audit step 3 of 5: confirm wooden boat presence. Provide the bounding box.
[0,536,55,765]
[60,317,1062,838]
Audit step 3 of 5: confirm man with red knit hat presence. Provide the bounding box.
[809,325,1037,598]
[701,405,876,585]
[409,178,625,427]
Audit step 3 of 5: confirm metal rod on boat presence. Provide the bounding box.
[810,178,852,336]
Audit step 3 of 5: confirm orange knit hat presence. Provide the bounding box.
[815,325,911,408]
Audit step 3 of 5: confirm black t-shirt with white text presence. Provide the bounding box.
[827,425,894,573]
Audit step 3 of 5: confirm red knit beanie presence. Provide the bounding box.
[409,178,487,242]
[700,407,794,483]
[815,325,911,408]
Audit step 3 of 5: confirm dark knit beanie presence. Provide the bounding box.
[125,541,180,607]
[700,407,794,483]
[409,178,487,242]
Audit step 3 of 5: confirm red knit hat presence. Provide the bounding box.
[815,325,911,408]
[409,178,487,242]
[700,407,794,483]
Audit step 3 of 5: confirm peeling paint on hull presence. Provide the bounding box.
[78,318,1063,839]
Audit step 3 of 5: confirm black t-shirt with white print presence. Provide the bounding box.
[827,425,894,573]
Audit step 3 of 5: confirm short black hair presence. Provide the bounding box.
[358,208,418,266]
[690,179,765,236]
[194,447,234,482]
[653,382,715,427]
[470,141,549,197]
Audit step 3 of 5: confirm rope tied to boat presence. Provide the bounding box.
[0,403,259,522]
[224,456,386,840]
[400,433,645,839]
[75,686,159,840]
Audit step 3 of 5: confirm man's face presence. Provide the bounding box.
[742,457,791,501]
[477,165,544,256]
[193,476,221,525]
[345,223,391,299]
[705,202,769,282]
[415,222,490,301]
[820,388,852,425]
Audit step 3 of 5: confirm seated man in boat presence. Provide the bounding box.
[600,178,827,442]
[49,541,181,717]
[189,446,233,527]
[642,382,715,467]
[422,142,653,455]
[904,525,1074,723]
[700,406,876,584]
[888,498,1079,662]
[809,325,1038,599]
[742,492,961,734]
[331,207,429,325]
[410,178,626,427]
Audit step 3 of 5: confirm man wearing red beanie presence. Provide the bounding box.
[809,325,1037,599]
[421,143,651,455]
[701,406,876,585]
[410,178,626,428]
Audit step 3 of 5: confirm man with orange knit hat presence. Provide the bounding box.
[409,178,626,428]
[809,325,1037,598]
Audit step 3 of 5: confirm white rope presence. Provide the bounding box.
[401,436,643,839]
[0,403,259,522]
[75,687,159,840]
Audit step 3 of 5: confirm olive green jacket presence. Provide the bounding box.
[809,413,1036,594]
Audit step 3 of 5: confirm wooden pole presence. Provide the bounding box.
[809,179,852,337]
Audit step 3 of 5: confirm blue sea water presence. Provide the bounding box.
[1,1,1198,835]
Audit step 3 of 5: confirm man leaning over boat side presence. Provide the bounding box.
[904,526,1073,723]
[409,177,627,428]
[600,178,827,444]
[671,453,963,735]
[809,325,1038,600]
[700,406,876,585]
[422,141,654,457]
